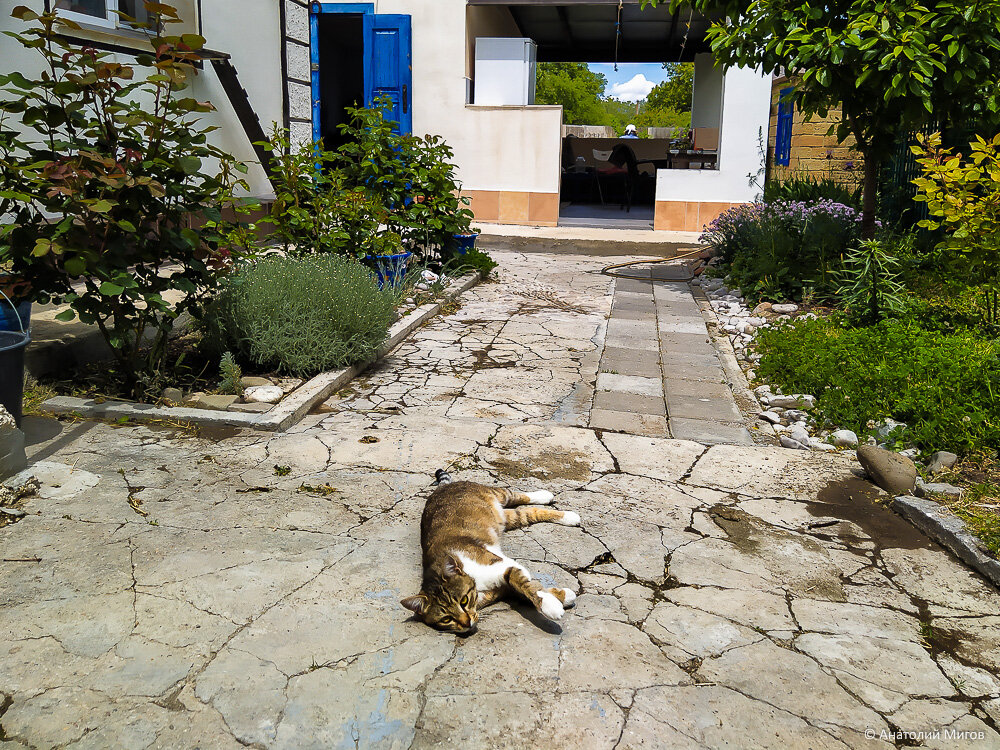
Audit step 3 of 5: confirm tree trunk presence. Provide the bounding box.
[861,150,879,239]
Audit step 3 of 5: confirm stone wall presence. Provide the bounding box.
[768,76,863,187]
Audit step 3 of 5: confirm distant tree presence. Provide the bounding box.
[535,62,611,126]
[647,63,694,112]
[644,0,1000,237]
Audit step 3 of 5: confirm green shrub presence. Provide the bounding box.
[836,239,908,325]
[445,249,498,279]
[0,4,252,397]
[765,173,861,208]
[755,317,1000,454]
[218,255,395,377]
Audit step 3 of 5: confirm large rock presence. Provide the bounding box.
[857,445,916,494]
[244,385,284,404]
[0,404,26,479]
[830,429,858,448]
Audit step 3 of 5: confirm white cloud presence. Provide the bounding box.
[608,74,656,102]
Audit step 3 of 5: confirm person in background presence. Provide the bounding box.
[621,124,639,139]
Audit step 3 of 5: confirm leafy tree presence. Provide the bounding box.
[535,63,611,126]
[646,63,694,112]
[646,0,1000,237]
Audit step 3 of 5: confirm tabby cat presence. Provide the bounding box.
[401,472,581,634]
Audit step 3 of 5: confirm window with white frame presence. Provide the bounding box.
[53,1,154,30]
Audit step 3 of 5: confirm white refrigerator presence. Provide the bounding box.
[474,37,537,106]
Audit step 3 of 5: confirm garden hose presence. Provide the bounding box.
[600,246,705,279]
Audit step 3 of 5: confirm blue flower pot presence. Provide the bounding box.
[448,233,479,256]
[367,252,413,290]
[0,299,30,333]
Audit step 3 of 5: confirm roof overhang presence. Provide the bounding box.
[467,1,722,63]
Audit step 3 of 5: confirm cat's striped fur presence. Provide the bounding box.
[401,477,580,634]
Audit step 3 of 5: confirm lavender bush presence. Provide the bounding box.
[701,200,868,301]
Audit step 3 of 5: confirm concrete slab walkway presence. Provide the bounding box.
[592,268,754,445]
[2,250,999,749]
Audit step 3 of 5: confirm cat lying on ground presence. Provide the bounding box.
[401,471,581,635]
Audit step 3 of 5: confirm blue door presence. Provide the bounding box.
[363,14,412,135]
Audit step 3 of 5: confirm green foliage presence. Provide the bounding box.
[535,63,611,126]
[445,249,498,280]
[756,317,1000,454]
[336,102,473,259]
[765,173,861,208]
[217,255,395,377]
[0,4,252,396]
[217,352,244,397]
[648,0,1000,236]
[702,201,864,301]
[836,240,908,325]
[646,64,694,112]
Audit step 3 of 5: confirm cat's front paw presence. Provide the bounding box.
[560,588,577,608]
[555,511,581,527]
[525,490,554,505]
[537,590,565,621]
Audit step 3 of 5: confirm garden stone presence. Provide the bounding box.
[717,286,730,296]
[752,302,772,315]
[771,303,798,314]
[830,430,858,448]
[227,402,272,414]
[789,425,811,445]
[244,385,284,405]
[187,394,238,411]
[780,435,809,450]
[898,448,920,460]
[768,394,816,410]
[240,376,272,388]
[857,445,917,494]
[927,451,958,474]
[876,419,907,442]
[161,387,184,405]
[784,409,810,422]
[0,405,27,479]
[809,440,837,452]
[915,482,964,499]
[758,412,782,425]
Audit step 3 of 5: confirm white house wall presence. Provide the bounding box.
[0,1,282,198]
[654,64,771,232]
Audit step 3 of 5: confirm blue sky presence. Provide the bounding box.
[589,63,669,101]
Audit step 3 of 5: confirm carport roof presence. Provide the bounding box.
[467,1,722,63]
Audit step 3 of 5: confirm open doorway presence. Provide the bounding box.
[316,13,364,151]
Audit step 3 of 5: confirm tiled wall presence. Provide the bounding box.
[653,201,740,232]
[462,191,559,227]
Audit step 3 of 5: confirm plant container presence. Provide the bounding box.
[367,252,413,290]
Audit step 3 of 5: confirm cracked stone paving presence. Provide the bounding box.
[2,250,1000,749]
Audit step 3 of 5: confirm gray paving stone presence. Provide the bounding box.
[608,306,653,321]
[658,332,716,356]
[594,390,666,416]
[650,265,693,280]
[660,351,724,370]
[589,408,668,437]
[667,393,743,422]
[658,319,708,335]
[604,334,660,353]
[607,319,658,338]
[670,417,755,445]
[596,373,663,397]
[663,379,735,401]
[660,364,728,383]
[600,350,661,379]
[616,278,654,293]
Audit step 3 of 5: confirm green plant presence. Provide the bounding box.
[217,254,395,377]
[445,249,498,280]
[837,239,908,324]
[755,317,1000,454]
[0,4,252,397]
[765,173,861,208]
[336,101,473,260]
[913,132,1000,327]
[218,352,244,397]
[646,0,1000,237]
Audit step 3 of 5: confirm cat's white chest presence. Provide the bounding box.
[455,546,527,592]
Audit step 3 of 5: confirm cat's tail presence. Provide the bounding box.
[433,469,453,486]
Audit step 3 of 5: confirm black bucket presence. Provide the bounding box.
[0,330,29,426]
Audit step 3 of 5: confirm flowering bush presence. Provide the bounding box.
[701,199,867,301]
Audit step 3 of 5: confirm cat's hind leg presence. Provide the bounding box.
[503,489,554,507]
[504,567,576,621]
[504,507,580,530]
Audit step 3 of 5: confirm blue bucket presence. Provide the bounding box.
[0,299,31,333]
[367,252,413,290]
[0,290,29,425]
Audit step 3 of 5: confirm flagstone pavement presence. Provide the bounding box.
[2,250,1000,749]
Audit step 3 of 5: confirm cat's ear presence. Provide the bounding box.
[400,594,428,616]
[443,555,464,578]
